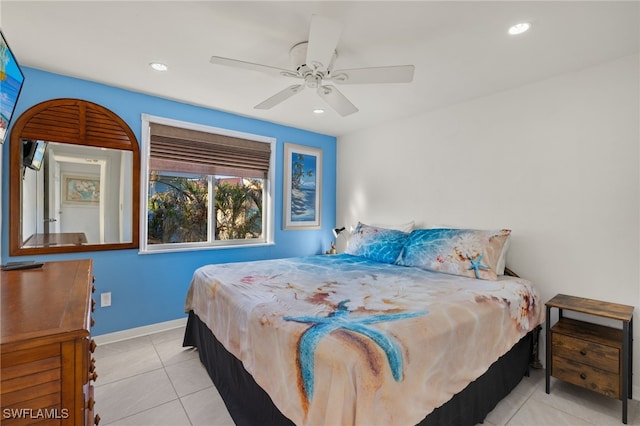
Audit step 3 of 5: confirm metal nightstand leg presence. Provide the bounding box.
[622,320,630,424]
[629,318,634,400]
[545,305,551,394]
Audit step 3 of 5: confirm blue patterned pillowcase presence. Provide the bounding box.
[397,228,511,280]
[345,222,409,264]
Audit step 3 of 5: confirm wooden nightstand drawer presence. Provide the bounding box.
[552,333,619,374]
[552,355,620,399]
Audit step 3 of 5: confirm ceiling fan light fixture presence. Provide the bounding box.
[149,62,168,72]
[313,108,325,114]
[508,22,531,35]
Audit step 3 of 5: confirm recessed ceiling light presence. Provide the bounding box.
[149,62,168,72]
[313,109,325,114]
[508,22,531,35]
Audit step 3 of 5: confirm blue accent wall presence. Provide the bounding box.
[1,67,337,336]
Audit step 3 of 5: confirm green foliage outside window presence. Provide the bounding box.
[147,173,263,244]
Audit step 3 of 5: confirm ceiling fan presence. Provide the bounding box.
[210,15,415,117]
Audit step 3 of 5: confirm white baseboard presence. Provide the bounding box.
[93,317,188,345]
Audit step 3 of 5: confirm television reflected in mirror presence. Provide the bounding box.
[22,139,48,171]
[1,30,25,144]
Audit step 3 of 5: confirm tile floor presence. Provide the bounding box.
[94,326,640,426]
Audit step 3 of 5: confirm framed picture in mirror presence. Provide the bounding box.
[62,174,100,205]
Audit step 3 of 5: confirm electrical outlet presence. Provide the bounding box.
[101,292,111,307]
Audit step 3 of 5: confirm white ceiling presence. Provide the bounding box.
[1,1,638,137]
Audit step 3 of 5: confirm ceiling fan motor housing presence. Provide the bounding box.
[290,41,337,74]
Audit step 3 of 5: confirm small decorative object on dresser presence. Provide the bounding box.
[545,294,634,424]
[1,259,100,425]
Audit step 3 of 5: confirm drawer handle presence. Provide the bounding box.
[90,358,96,373]
[89,371,98,382]
[95,414,101,425]
[580,373,587,380]
[91,299,96,312]
[90,339,97,353]
[87,397,95,410]
[579,349,587,356]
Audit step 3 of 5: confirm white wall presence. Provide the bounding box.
[337,54,639,390]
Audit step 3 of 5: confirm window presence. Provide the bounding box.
[140,116,275,252]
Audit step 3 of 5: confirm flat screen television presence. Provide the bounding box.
[1,30,26,144]
[23,139,48,171]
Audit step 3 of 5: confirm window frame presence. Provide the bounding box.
[139,114,275,254]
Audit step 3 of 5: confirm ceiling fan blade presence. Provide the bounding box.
[330,65,415,85]
[305,15,343,70]
[316,85,358,117]
[254,85,305,110]
[210,56,298,78]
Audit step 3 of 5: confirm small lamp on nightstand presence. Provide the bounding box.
[333,227,346,238]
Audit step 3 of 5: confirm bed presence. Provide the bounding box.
[183,225,544,425]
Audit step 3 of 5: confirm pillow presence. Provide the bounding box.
[397,228,511,280]
[371,220,415,233]
[345,222,409,264]
[427,224,511,275]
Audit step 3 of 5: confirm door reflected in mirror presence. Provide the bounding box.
[21,141,133,248]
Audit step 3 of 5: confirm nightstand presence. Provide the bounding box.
[545,294,634,424]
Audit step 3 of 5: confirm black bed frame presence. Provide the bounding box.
[184,310,539,426]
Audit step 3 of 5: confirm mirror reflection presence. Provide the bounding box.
[21,140,133,248]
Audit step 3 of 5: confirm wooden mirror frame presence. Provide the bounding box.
[9,98,140,255]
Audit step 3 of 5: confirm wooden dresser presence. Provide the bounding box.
[545,294,634,424]
[1,259,100,425]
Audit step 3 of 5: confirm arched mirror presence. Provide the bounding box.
[9,98,140,255]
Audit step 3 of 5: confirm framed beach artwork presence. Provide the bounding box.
[283,143,322,230]
[62,174,100,205]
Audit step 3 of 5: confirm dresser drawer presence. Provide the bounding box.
[552,355,620,399]
[1,345,63,415]
[552,332,619,374]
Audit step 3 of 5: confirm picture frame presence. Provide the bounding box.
[62,174,100,205]
[283,143,322,230]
